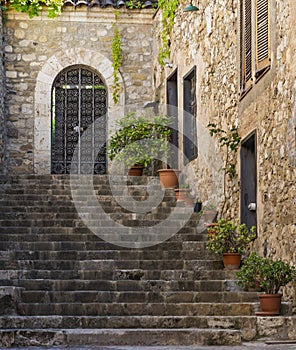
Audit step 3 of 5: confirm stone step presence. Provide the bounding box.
[0,193,175,202]
[0,217,194,234]
[1,239,203,251]
[16,279,241,293]
[0,328,242,347]
[19,291,257,304]
[0,263,237,282]
[0,259,223,271]
[1,315,295,336]
[2,184,164,195]
[0,232,207,243]
[0,206,78,214]
[0,237,206,251]
[1,248,211,261]
[17,301,256,316]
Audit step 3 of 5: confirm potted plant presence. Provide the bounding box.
[107,113,171,176]
[174,184,194,206]
[236,252,296,315]
[201,203,218,223]
[156,130,180,189]
[206,218,256,270]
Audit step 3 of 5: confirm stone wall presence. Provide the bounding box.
[153,0,239,210]
[0,10,7,174]
[4,6,155,173]
[154,0,296,301]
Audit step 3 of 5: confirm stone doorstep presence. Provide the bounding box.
[0,315,295,346]
[0,328,242,347]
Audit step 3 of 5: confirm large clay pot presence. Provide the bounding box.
[128,164,144,176]
[222,253,242,270]
[157,169,180,188]
[257,294,282,316]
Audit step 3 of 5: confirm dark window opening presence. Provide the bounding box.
[183,67,197,164]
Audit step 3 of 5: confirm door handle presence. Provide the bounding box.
[73,126,83,133]
[248,202,256,211]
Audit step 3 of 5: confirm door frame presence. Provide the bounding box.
[240,131,257,230]
[34,49,124,174]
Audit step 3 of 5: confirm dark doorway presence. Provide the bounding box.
[166,70,178,169]
[183,67,197,164]
[241,132,257,229]
[51,65,107,174]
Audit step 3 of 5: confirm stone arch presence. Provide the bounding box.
[34,48,124,174]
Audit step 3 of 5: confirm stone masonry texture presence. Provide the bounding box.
[0,0,295,304]
[153,0,296,303]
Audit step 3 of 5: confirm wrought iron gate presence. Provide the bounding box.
[51,65,107,174]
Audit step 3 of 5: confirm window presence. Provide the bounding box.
[166,70,179,169]
[183,67,197,163]
[240,0,270,95]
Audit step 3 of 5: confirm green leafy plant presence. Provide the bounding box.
[203,203,216,211]
[207,123,241,178]
[179,184,190,189]
[194,196,201,203]
[207,123,241,216]
[8,0,63,18]
[111,11,122,105]
[125,0,143,9]
[1,4,8,23]
[107,112,172,169]
[206,218,256,255]
[158,0,179,65]
[236,252,296,294]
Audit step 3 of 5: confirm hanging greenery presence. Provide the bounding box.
[207,123,241,178]
[111,11,122,105]
[8,0,63,18]
[158,0,179,65]
[207,122,241,216]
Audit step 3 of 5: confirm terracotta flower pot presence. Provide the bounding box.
[174,188,193,206]
[202,210,218,223]
[222,253,242,270]
[157,169,180,188]
[128,164,144,176]
[256,293,282,316]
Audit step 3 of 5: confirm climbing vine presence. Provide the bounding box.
[111,11,122,105]
[7,0,62,18]
[207,123,241,216]
[158,0,179,65]
[207,123,241,178]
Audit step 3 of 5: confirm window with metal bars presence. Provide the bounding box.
[240,0,270,96]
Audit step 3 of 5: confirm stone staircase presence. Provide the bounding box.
[0,174,295,347]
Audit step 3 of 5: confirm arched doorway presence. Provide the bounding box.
[51,65,107,174]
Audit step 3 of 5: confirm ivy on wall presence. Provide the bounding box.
[158,0,179,65]
[207,123,241,216]
[111,11,122,105]
[8,0,62,18]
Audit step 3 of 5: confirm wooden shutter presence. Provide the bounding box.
[256,0,270,75]
[240,0,252,92]
[245,0,252,85]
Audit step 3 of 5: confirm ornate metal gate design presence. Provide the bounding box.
[51,65,107,174]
